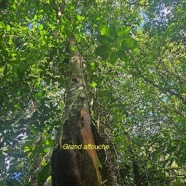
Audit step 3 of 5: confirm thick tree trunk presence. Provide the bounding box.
[51,38,100,186]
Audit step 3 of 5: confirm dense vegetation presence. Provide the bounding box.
[0,0,185,185]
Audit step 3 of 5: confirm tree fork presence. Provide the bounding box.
[51,38,101,186]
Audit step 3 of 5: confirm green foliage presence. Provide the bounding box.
[95,24,137,64]
[37,164,51,186]
[0,0,186,185]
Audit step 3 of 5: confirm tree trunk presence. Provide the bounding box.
[93,126,123,186]
[51,38,100,186]
[124,132,142,186]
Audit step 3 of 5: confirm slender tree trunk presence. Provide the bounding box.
[124,132,142,186]
[51,38,100,186]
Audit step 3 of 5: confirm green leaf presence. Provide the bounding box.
[0,22,5,29]
[100,24,110,37]
[8,38,13,45]
[100,24,117,39]
[91,82,97,88]
[44,139,54,147]
[37,164,51,186]
[95,45,111,59]
[117,50,129,61]
[117,26,131,37]
[121,37,137,49]
[38,24,43,31]
[90,62,95,70]
[6,25,11,31]
[24,146,31,152]
[110,51,119,64]
[28,125,38,134]
[109,25,117,39]
[33,14,37,20]
[8,161,24,172]
[97,35,112,46]
[77,14,85,21]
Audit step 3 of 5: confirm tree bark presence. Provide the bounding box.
[93,127,123,186]
[51,38,100,186]
[124,132,142,186]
